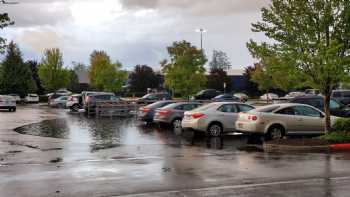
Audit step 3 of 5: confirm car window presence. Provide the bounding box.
[332,92,341,97]
[175,105,184,110]
[295,98,323,109]
[182,104,197,111]
[254,105,280,113]
[238,104,254,112]
[293,106,321,117]
[218,104,238,113]
[330,99,341,109]
[275,107,295,115]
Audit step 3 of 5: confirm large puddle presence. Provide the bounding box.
[14,114,262,154]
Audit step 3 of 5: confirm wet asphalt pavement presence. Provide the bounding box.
[1,105,350,197]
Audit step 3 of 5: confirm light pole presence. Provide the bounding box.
[196,28,207,51]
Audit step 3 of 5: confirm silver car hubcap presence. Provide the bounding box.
[271,128,282,139]
[210,125,221,137]
[173,120,182,129]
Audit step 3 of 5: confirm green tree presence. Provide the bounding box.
[129,65,161,94]
[26,60,44,94]
[247,0,350,132]
[0,42,36,97]
[161,40,207,98]
[0,13,14,54]
[38,48,69,92]
[209,50,232,71]
[243,64,262,97]
[207,68,231,92]
[88,50,127,92]
[250,63,275,102]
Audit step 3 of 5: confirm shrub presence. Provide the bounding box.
[320,132,350,144]
[332,118,350,133]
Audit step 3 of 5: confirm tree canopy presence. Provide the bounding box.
[0,42,36,97]
[209,50,232,71]
[0,13,14,54]
[161,40,207,98]
[129,65,161,93]
[88,50,127,92]
[38,48,69,92]
[247,0,350,132]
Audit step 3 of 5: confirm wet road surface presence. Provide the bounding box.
[1,105,350,197]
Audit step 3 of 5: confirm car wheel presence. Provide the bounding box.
[208,123,223,137]
[172,118,182,129]
[71,104,80,112]
[266,126,284,141]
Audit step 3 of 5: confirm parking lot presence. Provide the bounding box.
[0,105,350,196]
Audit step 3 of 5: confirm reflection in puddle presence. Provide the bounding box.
[14,116,263,153]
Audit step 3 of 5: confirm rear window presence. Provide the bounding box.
[192,103,218,111]
[333,91,350,97]
[147,101,173,108]
[254,105,280,113]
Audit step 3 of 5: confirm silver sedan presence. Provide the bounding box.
[235,103,337,140]
[182,102,255,137]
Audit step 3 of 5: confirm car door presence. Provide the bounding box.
[293,106,324,133]
[216,104,239,131]
[274,107,300,132]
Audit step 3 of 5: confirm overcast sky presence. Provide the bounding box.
[0,0,270,70]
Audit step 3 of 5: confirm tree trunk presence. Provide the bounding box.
[323,94,331,134]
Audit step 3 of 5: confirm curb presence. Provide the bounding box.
[263,143,329,152]
[329,144,350,151]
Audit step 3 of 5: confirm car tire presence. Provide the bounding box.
[208,123,223,137]
[172,118,182,129]
[265,125,285,141]
[71,104,80,112]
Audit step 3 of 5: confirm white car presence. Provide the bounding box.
[0,95,16,112]
[233,93,249,102]
[260,93,279,101]
[25,94,39,103]
[235,103,337,140]
[66,94,82,112]
[182,102,255,137]
[8,94,21,103]
[49,96,69,108]
[284,92,305,99]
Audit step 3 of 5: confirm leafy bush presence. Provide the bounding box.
[320,132,350,144]
[332,118,350,133]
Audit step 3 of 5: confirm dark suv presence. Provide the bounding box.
[193,89,221,100]
[289,96,350,117]
[332,90,350,106]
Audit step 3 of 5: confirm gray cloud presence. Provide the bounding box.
[2,1,72,27]
[120,0,270,15]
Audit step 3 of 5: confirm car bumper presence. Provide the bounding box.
[235,121,265,134]
[137,112,154,122]
[0,106,15,109]
[181,118,207,132]
[154,116,172,124]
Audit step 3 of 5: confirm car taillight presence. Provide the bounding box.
[157,109,172,116]
[141,108,150,113]
[248,115,258,121]
[191,113,205,119]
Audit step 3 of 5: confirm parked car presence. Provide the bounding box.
[84,93,119,112]
[289,96,350,117]
[154,102,202,128]
[182,102,255,137]
[284,91,305,99]
[332,90,350,106]
[66,94,83,112]
[24,94,39,103]
[193,89,221,100]
[212,94,240,102]
[260,93,279,101]
[138,100,176,123]
[55,89,72,96]
[233,93,249,102]
[49,96,69,108]
[305,89,320,96]
[8,94,21,103]
[235,103,336,140]
[0,95,16,112]
[136,92,172,104]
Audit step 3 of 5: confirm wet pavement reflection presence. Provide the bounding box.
[14,114,262,155]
